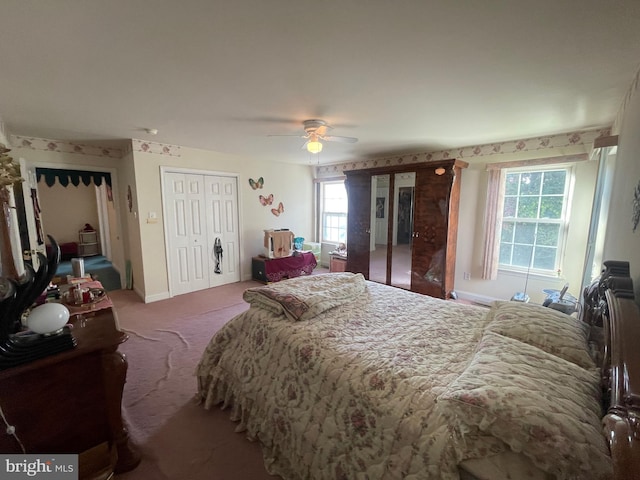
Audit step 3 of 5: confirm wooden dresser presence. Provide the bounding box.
[0,308,140,480]
[345,159,467,298]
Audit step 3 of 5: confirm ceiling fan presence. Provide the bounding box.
[268,119,358,154]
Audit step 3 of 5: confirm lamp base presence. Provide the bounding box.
[511,292,530,303]
[0,326,76,370]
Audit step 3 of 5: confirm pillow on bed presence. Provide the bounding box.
[484,301,594,369]
[437,331,612,480]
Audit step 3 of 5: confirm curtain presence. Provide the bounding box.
[36,168,112,188]
[481,169,504,280]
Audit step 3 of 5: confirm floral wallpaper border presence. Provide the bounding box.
[7,135,182,159]
[315,127,611,178]
[131,138,181,157]
[9,135,123,158]
[5,125,613,170]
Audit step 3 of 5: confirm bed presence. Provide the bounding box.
[196,260,640,479]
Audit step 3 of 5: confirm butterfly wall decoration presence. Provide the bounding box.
[259,194,274,206]
[271,202,284,217]
[249,177,264,190]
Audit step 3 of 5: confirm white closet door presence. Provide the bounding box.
[205,175,240,287]
[165,172,209,295]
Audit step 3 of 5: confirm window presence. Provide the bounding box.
[320,181,348,243]
[498,167,572,273]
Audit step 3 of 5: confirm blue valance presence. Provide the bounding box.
[36,168,112,188]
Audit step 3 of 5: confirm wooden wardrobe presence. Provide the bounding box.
[345,159,467,299]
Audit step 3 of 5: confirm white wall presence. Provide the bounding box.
[37,180,100,245]
[118,148,138,291]
[128,141,315,301]
[605,67,640,299]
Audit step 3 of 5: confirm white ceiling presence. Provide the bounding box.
[1,1,639,165]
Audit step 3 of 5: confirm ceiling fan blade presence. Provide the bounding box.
[321,135,358,144]
[267,134,308,138]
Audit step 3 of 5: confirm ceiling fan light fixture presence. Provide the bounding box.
[307,140,323,154]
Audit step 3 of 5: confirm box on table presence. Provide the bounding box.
[263,229,294,258]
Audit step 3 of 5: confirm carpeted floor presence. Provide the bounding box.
[56,255,122,291]
[110,281,277,480]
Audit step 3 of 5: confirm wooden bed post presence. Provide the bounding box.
[583,260,640,480]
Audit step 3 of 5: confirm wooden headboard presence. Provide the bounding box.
[582,260,640,480]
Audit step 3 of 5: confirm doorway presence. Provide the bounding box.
[17,162,123,287]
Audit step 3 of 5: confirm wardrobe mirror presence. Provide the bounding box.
[369,174,389,284]
[390,172,415,290]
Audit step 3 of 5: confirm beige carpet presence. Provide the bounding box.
[111,280,279,480]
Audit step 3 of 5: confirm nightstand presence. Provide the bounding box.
[329,254,347,273]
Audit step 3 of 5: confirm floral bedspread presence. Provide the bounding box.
[197,278,490,479]
[438,331,612,480]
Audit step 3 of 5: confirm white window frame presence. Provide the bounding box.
[498,164,575,276]
[318,180,348,244]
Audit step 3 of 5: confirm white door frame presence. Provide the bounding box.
[18,158,44,270]
[95,183,112,261]
[160,166,243,298]
[24,160,124,283]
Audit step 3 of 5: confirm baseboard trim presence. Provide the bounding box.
[142,290,170,303]
[454,290,498,307]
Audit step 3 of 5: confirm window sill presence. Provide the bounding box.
[498,268,563,281]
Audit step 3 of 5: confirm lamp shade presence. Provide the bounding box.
[27,303,70,334]
[307,140,323,154]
